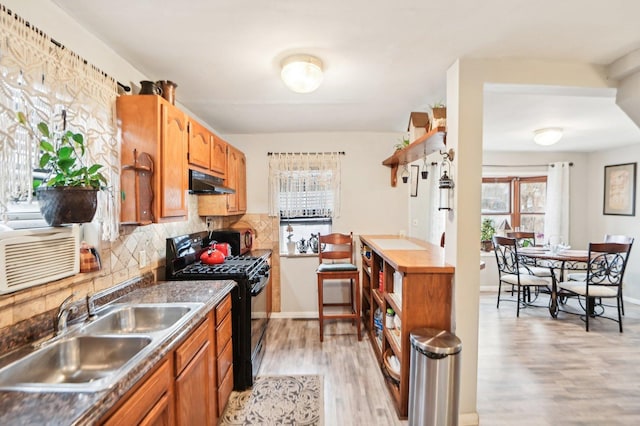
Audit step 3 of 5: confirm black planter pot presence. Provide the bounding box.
[37,186,98,226]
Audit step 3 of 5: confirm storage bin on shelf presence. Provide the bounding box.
[383,348,401,383]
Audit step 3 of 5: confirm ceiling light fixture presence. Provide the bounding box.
[281,54,323,93]
[533,128,563,146]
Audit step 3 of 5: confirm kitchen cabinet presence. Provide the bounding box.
[360,235,454,419]
[197,144,247,216]
[381,126,446,187]
[175,316,215,425]
[215,293,234,417]
[102,358,174,426]
[99,294,233,426]
[118,95,188,223]
[187,119,227,180]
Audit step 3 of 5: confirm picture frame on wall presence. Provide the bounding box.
[603,162,637,216]
[411,165,419,197]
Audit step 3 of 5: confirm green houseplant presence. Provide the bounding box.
[17,112,107,226]
[480,218,496,251]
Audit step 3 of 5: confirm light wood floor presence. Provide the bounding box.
[260,293,640,425]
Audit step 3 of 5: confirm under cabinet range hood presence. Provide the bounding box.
[188,170,235,194]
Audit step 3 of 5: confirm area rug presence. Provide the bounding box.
[220,375,323,425]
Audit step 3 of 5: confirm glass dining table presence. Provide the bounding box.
[518,247,589,318]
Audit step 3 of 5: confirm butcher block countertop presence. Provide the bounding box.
[360,235,454,274]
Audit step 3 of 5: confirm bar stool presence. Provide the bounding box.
[316,232,362,342]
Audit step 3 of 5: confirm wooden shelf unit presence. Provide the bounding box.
[359,235,454,419]
[382,126,446,187]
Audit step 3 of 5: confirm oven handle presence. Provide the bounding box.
[250,274,269,296]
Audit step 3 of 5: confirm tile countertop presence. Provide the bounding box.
[0,279,236,426]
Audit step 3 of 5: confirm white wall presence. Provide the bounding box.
[586,143,640,301]
[447,58,614,425]
[226,132,408,314]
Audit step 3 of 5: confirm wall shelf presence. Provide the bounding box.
[382,126,446,187]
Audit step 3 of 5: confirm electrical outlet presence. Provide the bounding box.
[139,250,148,268]
[412,219,418,226]
[206,217,214,228]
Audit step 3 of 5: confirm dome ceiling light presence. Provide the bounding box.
[533,127,563,146]
[280,54,323,93]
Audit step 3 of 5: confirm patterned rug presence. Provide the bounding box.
[220,375,323,425]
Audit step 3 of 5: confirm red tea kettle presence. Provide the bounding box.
[200,246,226,264]
[208,241,231,257]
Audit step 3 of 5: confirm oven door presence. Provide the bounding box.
[250,276,269,375]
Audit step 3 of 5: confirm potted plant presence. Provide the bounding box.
[481,218,496,251]
[17,112,107,226]
[394,135,410,152]
[429,102,447,130]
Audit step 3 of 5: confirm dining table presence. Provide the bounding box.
[517,246,590,318]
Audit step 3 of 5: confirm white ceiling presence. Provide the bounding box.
[50,0,640,151]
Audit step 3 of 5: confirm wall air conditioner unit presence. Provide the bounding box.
[0,225,80,294]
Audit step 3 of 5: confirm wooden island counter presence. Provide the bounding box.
[359,235,454,419]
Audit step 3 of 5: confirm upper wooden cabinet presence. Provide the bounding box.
[197,144,247,217]
[211,135,227,178]
[118,95,188,223]
[187,119,211,170]
[187,119,227,180]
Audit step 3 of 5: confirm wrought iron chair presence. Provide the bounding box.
[567,234,634,315]
[316,232,362,342]
[558,242,631,332]
[493,236,553,317]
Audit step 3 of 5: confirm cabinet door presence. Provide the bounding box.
[175,342,213,426]
[102,359,173,426]
[188,120,211,170]
[237,151,247,213]
[226,146,240,213]
[211,135,227,177]
[161,103,188,218]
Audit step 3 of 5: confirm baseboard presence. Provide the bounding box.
[624,295,640,306]
[480,285,498,292]
[459,412,479,426]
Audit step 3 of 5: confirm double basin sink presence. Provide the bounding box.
[0,302,204,392]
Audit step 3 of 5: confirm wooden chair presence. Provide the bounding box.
[492,236,553,317]
[316,232,362,342]
[558,242,631,332]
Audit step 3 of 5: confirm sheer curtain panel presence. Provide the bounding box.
[543,161,571,244]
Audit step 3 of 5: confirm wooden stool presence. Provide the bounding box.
[316,232,362,342]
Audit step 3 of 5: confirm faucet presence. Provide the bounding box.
[56,294,79,336]
[86,293,98,321]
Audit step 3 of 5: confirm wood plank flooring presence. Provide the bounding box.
[260,293,640,425]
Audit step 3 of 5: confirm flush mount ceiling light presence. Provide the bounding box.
[280,54,323,93]
[533,128,563,146]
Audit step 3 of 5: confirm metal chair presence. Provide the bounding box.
[567,234,634,315]
[316,232,362,342]
[493,236,553,317]
[558,242,631,332]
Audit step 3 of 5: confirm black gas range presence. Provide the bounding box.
[166,231,270,390]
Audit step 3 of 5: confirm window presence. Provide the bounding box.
[268,152,342,254]
[481,176,547,238]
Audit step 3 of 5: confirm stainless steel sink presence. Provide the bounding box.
[0,302,205,392]
[82,304,197,334]
[0,335,151,391]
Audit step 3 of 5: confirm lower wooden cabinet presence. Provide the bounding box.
[175,317,214,425]
[102,358,174,426]
[99,294,233,426]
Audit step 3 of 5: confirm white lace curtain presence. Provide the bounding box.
[544,161,571,244]
[0,6,120,241]
[268,152,342,218]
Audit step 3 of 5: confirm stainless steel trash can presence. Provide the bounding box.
[408,328,462,426]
